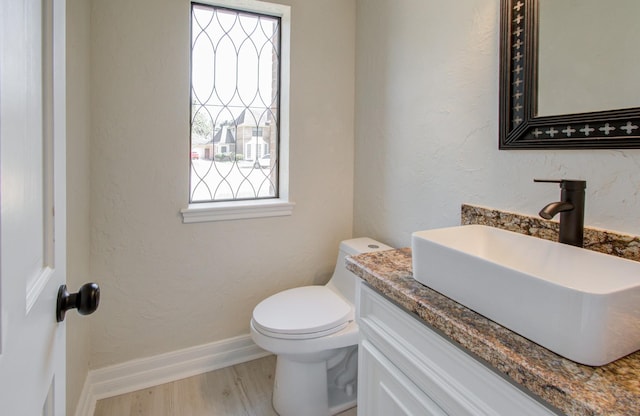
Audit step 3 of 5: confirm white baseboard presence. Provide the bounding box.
[74,334,270,416]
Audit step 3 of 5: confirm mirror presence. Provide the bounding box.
[537,0,640,116]
[499,0,640,149]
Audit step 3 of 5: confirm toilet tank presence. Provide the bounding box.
[327,237,393,303]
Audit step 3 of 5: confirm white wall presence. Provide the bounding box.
[89,0,356,368]
[354,0,640,249]
[66,0,92,413]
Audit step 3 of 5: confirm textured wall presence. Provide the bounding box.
[89,0,356,368]
[66,0,92,413]
[354,0,640,249]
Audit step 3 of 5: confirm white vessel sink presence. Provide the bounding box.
[411,224,640,366]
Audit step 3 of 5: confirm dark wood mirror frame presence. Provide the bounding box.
[499,0,640,149]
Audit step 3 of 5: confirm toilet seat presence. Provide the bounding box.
[252,286,353,340]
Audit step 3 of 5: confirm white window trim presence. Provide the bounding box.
[182,0,292,223]
[182,199,295,223]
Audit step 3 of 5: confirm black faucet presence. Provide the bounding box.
[534,179,586,247]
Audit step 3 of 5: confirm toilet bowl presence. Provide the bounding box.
[250,238,392,416]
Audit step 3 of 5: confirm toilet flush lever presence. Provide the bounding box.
[56,283,100,322]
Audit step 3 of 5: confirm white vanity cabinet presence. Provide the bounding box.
[356,283,559,416]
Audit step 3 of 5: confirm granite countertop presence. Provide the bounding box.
[346,248,640,416]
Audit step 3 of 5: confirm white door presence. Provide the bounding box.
[0,0,67,414]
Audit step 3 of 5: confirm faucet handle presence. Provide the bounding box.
[534,179,586,190]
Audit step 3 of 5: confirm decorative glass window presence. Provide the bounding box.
[190,2,280,203]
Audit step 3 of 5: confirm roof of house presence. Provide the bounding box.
[212,126,236,144]
[200,108,276,144]
[233,108,275,127]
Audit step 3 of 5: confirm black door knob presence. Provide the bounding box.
[56,283,100,322]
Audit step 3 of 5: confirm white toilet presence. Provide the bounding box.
[250,238,392,416]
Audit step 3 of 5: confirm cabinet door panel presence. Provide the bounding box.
[358,340,447,416]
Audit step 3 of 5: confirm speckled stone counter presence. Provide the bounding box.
[461,204,640,262]
[346,248,640,416]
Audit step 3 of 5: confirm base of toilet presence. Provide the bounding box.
[272,346,358,416]
[273,355,329,416]
[327,386,357,415]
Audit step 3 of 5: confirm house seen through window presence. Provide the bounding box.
[190,2,280,203]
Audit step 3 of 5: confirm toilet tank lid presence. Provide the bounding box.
[339,238,393,256]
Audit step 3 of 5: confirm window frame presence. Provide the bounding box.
[182,0,293,223]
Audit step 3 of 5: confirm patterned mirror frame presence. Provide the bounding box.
[499,0,640,149]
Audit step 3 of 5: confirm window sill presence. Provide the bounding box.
[181,199,295,223]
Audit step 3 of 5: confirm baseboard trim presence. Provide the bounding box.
[74,334,270,416]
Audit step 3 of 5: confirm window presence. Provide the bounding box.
[183,0,292,223]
